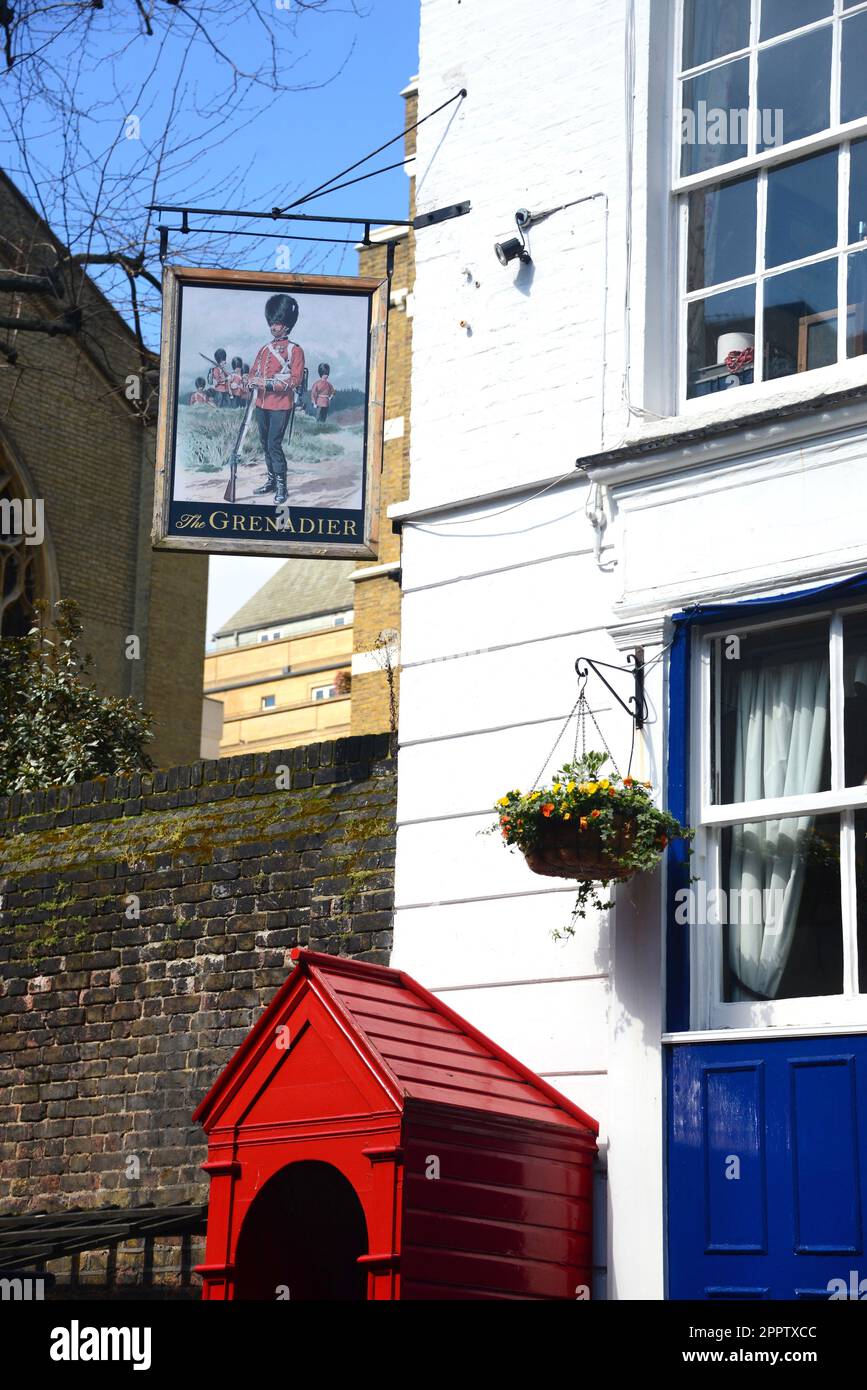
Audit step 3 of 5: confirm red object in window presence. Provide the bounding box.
[193,948,598,1301]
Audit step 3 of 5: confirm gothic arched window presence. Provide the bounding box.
[1,461,45,637]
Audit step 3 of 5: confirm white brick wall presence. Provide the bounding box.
[394,0,867,1300]
[408,0,639,510]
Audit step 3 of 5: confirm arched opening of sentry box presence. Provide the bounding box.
[234,1160,368,1301]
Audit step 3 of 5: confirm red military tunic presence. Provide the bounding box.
[209,363,230,397]
[189,389,210,405]
[228,369,247,401]
[249,337,305,411]
[311,377,335,408]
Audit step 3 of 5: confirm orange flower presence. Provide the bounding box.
[579,816,588,830]
[609,788,616,797]
[590,809,601,819]
[541,802,555,818]
[623,776,634,787]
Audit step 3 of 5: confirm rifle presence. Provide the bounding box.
[222,391,257,503]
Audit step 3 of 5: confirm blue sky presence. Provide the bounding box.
[195,0,419,640]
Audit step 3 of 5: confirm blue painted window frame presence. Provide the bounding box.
[665,569,867,1032]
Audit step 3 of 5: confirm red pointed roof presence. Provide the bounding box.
[194,948,598,1136]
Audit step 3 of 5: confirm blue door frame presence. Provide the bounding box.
[664,573,867,1300]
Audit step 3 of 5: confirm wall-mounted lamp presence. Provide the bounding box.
[494,235,531,267]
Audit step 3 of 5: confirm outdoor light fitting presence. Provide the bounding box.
[495,235,531,267]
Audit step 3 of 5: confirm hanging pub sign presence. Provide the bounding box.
[151,266,388,558]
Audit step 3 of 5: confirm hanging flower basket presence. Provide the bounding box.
[492,751,692,932]
[523,813,636,881]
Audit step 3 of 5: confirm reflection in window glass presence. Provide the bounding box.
[712,621,831,806]
[842,12,867,126]
[846,251,867,359]
[843,612,867,786]
[764,257,838,379]
[721,816,842,1002]
[757,28,832,150]
[688,176,757,291]
[687,284,755,398]
[855,810,867,993]
[681,59,750,176]
[683,0,751,69]
[760,0,832,42]
[848,139,867,245]
[765,149,837,269]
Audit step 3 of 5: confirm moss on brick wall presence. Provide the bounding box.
[0,734,396,1222]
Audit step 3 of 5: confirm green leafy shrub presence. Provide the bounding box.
[0,599,154,795]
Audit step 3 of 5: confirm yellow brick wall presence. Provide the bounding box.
[203,623,354,756]
[0,176,208,768]
[350,82,416,737]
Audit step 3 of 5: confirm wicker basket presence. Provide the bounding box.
[523,816,636,881]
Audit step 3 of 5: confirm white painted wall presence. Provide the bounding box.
[394,0,867,1300]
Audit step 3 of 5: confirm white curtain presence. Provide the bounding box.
[726,656,829,1001]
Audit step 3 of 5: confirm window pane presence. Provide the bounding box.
[766,149,837,269]
[760,0,832,42]
[687,284,756,398]
[843,612,867,785]
[757,29,832,151]
[712,620,831,806]
[842,12,867,125]
[855,810,867,993]
[848,140,867,245]
[721,815,842,1002]
[687,175,757,290]
[846,250,867,357]
[764,257,838,379]
[681,59,750,175]
[683,0,751,69]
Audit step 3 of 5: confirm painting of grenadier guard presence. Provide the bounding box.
[152,266,387,559]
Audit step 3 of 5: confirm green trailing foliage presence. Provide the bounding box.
[0,599,154,796]
[493,750,692,934]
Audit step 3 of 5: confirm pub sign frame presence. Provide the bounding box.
[152,265,388,559]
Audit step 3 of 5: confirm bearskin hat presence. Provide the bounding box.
[317,362,330,375]
[265,293,299,331]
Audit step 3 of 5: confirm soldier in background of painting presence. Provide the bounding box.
[248,293,305,507]
[208,349,232,406]
[189,377,210,406]
[228,356,247,408]
[311,363,335,424]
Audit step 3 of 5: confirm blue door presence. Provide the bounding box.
[667,1037,867,1299]
[665,581,867,1301]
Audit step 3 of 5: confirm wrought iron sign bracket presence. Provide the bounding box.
[575,649,647,730]
[150,202,471,263]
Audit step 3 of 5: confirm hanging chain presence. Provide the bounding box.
[530,668,622,791]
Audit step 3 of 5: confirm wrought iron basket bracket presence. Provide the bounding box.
[574,649,648,731]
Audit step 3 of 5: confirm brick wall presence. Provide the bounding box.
[350,80,417,737]
[0,174,208,768]
[0,734,395,1288]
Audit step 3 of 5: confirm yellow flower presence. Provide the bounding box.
[563,812,572,820]
[497,796,511,807]
[530,790,542,800]
[567,781,576,793]
[553,782,561,793]
[599,779,610,790]
[587,782,599,794]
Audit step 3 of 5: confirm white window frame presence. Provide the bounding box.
[674,0,867,413]
[689,600,867,1030]
[261,694,276,709]
[311,683,337,702]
